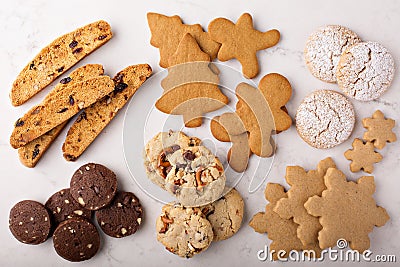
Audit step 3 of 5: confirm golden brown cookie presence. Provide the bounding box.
[363,110,397,149]
[10,21,112,106]
[147,13,220,68]
[274,158,336,246]
[344,138,383,173]
[304,168,390,252]
[208,13,280,78]
[18,64,104,167]
[155,33,228,127]
[62,64,152,161]
[249,183,321,260]
[10,76,115,149]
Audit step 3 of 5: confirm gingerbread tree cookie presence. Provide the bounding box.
[249,183,321,260]
[344,138,382,173]
[147,13,220,68]
[155,33,228,127]
[363,110,397,149]
[274,158,336,247]
[305,168,389,252]
[208,13,280,78]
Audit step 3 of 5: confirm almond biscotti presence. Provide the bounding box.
[10,20,112,106]
[62,64,152,161]
[10,76,114,149]
[18,64,104,167]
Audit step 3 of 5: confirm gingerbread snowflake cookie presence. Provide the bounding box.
[363,110,396,149]
[296,90,355,149]
[344,138,383,173]
[305,168,389,252]
[304,25,361,83]
[337,41,395,101]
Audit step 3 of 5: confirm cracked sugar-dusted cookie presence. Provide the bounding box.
[9,200,51,245]
[344,138,382,173]
[274,158,336,247]
[156,204,213,258]
[70,163,117,210]
[95,191,143,238]
[144,131,201,190]
[337,41,395,101]
[304,25,361,83]
[304,168,390,252]
[164,146,226,207]
[208,13,280,78]
[53,218,100,262]
[45,188,92,226]
[249,183,321,261]
[200,188,244,241]
[362,110,397,149]
[296,90,355,149]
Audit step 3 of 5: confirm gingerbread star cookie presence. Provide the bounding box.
[363,110,397,149]
[156,33,228,127]
[274,158,336,247]
[249,183,321,260]
[344,138,383,173]
[208,13,280,78]
[305,168,390,252]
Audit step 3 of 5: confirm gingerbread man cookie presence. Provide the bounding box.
[208,13,280,78]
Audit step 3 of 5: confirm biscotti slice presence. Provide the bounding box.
[10,76,114,149]
[62,64,152,161]
[10,20,112,106]
[17,64,104,167]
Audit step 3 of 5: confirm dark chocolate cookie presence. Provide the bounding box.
[95,191,143,238]
[9,200,51,245]
[53,218,100,262]
[70,163,117,210]
[45,188,92,225]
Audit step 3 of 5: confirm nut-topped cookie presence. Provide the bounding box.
[156,204,213,258]
[144,131,201,190]
[164,146,226,207]
[70,163,117,210]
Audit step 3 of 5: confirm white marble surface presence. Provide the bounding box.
[0,0,399,266]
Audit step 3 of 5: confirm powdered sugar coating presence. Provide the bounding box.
[305,25,361,83]
[336,41,395,101]
[296,90,355,149]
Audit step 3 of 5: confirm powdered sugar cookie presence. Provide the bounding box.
[296,90,355,149]
[304,25,361,83]
[336,41,395,101]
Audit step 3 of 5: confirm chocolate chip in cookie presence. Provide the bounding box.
[9,200,51,245]
[95,191,143,238]
[70,163,117,210]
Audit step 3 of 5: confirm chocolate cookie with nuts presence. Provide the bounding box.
[70,163,117,210]
[95,191,143,238]
[45,188,92,226]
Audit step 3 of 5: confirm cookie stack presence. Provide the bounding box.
[298,25,395,149]
[249,158,390,260]
[144,131,244,258]
[9,163,143,262]
[9,20,152,167]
